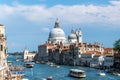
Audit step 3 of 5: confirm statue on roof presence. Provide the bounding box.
[54,18,60,28]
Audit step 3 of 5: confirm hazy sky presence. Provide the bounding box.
[0,0,120,52]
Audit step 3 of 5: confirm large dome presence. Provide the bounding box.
[48,19,66,44]
[49,28,66,38]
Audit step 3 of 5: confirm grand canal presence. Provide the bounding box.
[8,55,120,80]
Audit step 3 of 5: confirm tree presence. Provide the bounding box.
[114,38,120,53]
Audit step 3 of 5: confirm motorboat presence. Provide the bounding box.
[22,78,29,80]
[98,72,106,76]
[56,66,60,68]
[69,69,86,78]
[24,62,34,68]
[113,72,120,76]
[46,76,53,80]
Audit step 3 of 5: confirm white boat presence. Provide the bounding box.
[98,72,106,76]
[46,76,53,80]
[56,66,60,68]
[113,72,120,76]
[69,69,86,78]
[22,78,29,80]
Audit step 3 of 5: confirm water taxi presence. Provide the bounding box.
[69,69,86,78]
[113,72,120,76]
[98,72,106,76]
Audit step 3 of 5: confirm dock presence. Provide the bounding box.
[7,65,26,80]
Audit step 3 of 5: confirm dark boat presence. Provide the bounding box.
[47,76,53,80]
[24,62,34,68]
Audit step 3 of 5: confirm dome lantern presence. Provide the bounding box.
[54,18,60,28]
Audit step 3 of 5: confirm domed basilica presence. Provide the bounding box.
[37,19,106,66]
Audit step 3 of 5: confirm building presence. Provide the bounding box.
[37,43,56,62]
[103,54,114,69]
[0,24,8,79]
[80,51,97,67]
[104,48,114,55]
[68,28,82,43]
[114,52,120,71]
[23,49,36,62]
[103,48,114,68]
[37,19,106,66]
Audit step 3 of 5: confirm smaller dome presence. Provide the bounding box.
[68,33,77,39]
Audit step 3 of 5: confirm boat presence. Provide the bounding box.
[16,59,20,61]
[113,72,120,76]
[24,62,34,68]
[22,78,29,80]
[69,69,86,78]
[56,66,60,68]
[98,72,106,76]
[46,76,53,80]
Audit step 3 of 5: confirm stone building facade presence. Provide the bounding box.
[23,49,36,62]
[0,24,8,79]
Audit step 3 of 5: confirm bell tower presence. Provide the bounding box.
[76,28,82,43]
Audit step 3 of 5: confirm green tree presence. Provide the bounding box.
[114,38,120,52]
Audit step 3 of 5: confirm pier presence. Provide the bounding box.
[7,65,26,80]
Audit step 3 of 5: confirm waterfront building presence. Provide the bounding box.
[103,54,114,69]
[104,48,114,55]
[103,48,114,68]
[78,49,114,68]
[37,19,108,67]
[80,51,97,67]
[114,51,120,71]
[0,24,8,79]
[90,53,104,68]
[37,43,56,62]
[23,49,36,62]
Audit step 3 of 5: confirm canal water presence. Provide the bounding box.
[7,55,120,80]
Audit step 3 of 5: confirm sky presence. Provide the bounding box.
[0,0,120,52]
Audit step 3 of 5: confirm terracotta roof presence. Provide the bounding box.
[104,48,113,50]
[42,43,55,46]
[84,51,101,55]
[104,48,114,54]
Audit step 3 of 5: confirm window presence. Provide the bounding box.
[0,45,3,51]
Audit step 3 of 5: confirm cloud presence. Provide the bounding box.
[0,0,120,27]
[0,5,13,19]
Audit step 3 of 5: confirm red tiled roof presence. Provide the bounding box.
[104,48,113,51]
[84,51,101,55]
